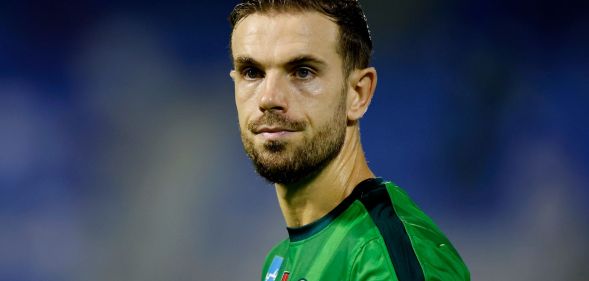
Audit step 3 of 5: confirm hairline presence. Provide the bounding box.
[230,9,352,77]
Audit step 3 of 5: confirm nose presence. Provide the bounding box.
[258,71,288,113]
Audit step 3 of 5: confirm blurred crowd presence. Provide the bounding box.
[0,0,587,280]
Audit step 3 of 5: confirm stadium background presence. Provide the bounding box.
[1,0,587,280]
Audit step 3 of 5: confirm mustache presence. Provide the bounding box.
[248,112,306,132]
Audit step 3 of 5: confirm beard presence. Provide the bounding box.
[240,94,347,185]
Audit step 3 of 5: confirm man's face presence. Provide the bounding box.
[231,12,348,184]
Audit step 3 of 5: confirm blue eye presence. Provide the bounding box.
[295,68,313,79]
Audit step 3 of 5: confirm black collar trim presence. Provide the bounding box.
[286,177,384,242]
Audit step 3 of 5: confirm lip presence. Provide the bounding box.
[253,127,299,140]
[254,127,297,134]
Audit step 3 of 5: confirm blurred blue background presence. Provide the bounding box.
[1,0,588,280]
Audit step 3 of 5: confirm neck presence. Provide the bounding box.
[274,126,374,228]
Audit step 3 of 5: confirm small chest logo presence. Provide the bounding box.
[264,256,284,281]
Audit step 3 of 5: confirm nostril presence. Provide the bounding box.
[259,104,286,113]
[258,94,287,112]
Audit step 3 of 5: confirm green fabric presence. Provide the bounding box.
[260,180,469,281]
[386,184,470,280]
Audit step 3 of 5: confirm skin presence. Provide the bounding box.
[230,11,378,227]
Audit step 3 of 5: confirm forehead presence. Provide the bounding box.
[231,12,340,65]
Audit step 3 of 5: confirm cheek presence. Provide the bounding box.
[297,79,343,111]
[235,80,260,99]
[235,90,260,132]
[295,80,324,97]
[235,103,250,131]
[235,84,261,117]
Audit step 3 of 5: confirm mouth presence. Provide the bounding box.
[254,126,297,133]
[253,126,300,140]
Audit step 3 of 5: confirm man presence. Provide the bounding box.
[228,1,469,280]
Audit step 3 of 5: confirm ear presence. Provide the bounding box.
[346,67,377,122]
[229,70,237,81]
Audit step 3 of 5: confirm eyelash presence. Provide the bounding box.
[240,67,264,80]
[238,66,317,81]
[293,67,315,80]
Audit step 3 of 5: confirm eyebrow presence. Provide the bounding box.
[285,55,327,69]
[233,55,327,69]
[233,56,262,69]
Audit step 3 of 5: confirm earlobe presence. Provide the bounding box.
[347,67,377,122]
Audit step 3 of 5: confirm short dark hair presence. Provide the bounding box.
[229,0,373,76]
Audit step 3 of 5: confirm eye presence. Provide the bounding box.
[294,67,314,80]
[241,67,264,80]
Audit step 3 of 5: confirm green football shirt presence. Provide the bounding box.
[261,178,469,281]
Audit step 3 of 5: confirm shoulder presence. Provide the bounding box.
[260,239,289,280]
[262,238,289,262]
[383,182,470,280]
[355,180,470,280]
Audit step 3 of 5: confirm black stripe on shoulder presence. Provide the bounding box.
[357,180,425,281]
